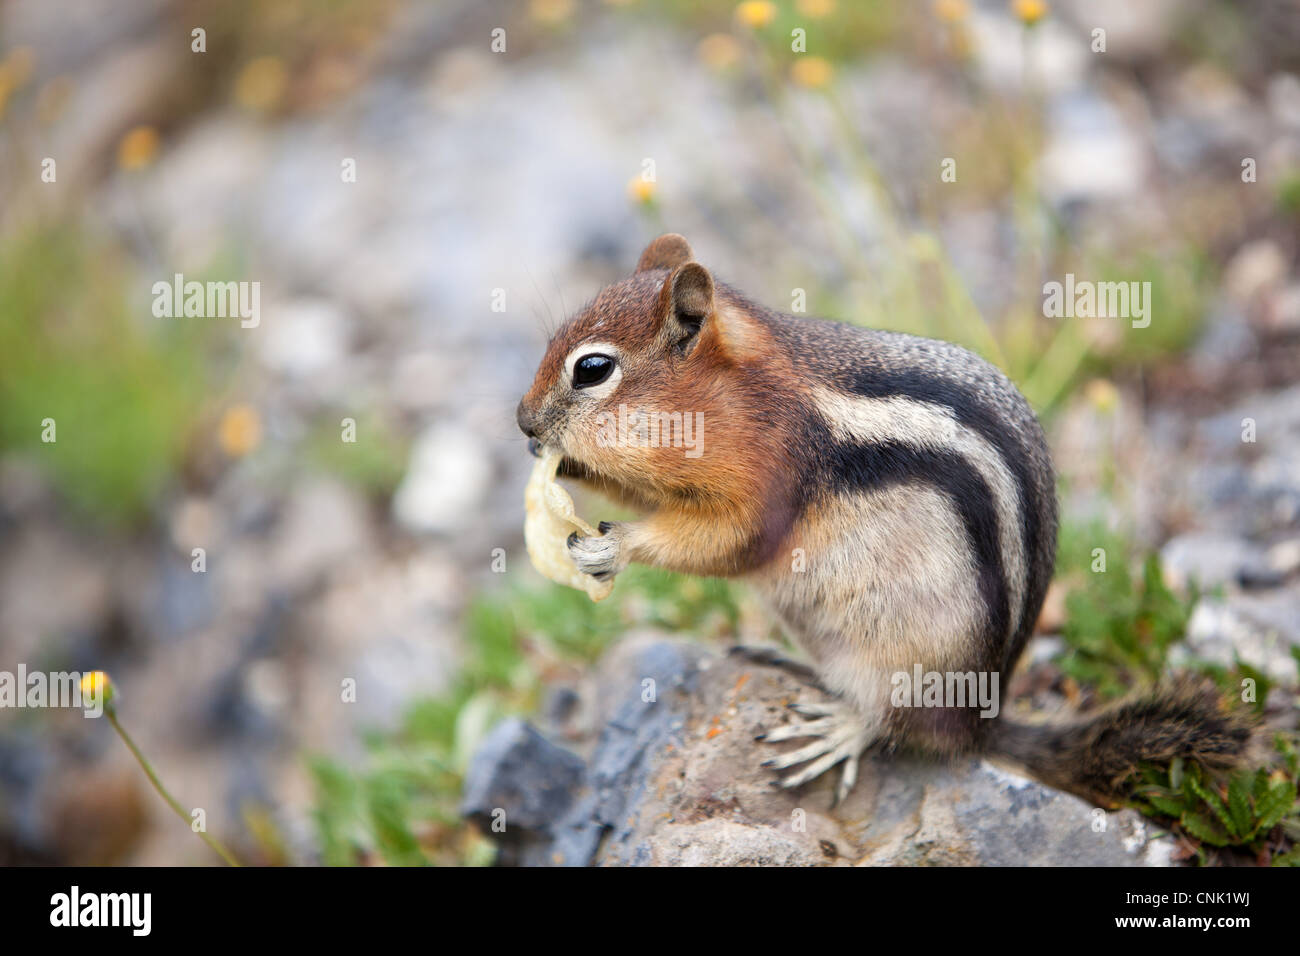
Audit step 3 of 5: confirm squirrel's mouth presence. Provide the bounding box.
[557,455,596,481]
[527,438,597,483]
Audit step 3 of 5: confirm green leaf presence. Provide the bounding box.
[1226,774,1253,838]
[1188,773,1234,832]
[1146,794,1188,817]
[1272,846,1300,867]
[1253,782,1298,837]
[1252,766,1270,802]
[1054,528,1198,700]
[1181,810,1231,847]
[1277,733,1299,777]
[1230,657,1272,714]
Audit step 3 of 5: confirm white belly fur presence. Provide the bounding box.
[747,483,984,722]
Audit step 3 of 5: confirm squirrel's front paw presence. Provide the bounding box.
[566,521,628,580]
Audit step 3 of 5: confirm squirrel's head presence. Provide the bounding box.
[517,234,768,494]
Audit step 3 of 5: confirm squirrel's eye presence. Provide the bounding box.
[573,354,615,388]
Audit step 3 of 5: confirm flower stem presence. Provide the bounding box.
[107,708,242,867]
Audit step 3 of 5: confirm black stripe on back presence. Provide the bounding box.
[821,438,1009,665]
[839,366,1042,651]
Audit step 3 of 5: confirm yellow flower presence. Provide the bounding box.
[0,46,35,88]
[0,48,33,119]
[531,0,575,22]
[795,0,836,17]
[81,671,115,706]
[934,0,969,22]
[790,56,833,89]
[735,1,777,28]
[627,176,656,204]
[1012,0,1048,26]
[1084,378,1119,414]
[117,126,161,171]
[218,404,263,457]
[234,56,288,112]
[949,23,975,58]
[698,33,742,71]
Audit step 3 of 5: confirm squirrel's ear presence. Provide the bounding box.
[636,234,694,273]
[661,261,714,347]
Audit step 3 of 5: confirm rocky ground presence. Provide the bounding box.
[463,637,1173,867]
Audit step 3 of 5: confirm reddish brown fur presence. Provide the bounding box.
[517,245,806,577]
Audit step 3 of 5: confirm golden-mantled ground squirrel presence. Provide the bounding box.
[517,234,1252,806]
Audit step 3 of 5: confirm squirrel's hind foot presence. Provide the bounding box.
[757,698,879,806]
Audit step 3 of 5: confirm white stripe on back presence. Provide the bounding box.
[810,387,1026,640]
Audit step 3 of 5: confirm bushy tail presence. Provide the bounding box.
[989,677,1255,805]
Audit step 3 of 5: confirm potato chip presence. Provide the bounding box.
[524,449,615,601]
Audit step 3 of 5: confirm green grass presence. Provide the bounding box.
[0,228,212,526]
[1277,169,1300,221]
[305,413,409,499]
[1055,520,1278,709]
[1055,521,1200,700]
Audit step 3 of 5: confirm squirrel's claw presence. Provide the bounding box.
[757,697,878,806]
[566,522,628,579]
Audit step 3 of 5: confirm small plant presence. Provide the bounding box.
[1056,525,1199,699]
[87,671,242,866]
[1055,523,1300,863]
[1054,522,1271,707]
[1276,168,1300,221]
[0,228,212,526]
[1129,737,1300,865]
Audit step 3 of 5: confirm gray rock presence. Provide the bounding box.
[391,424,492,535]
[1223,239,1288,305]
[1268,72,1300,130]
[967,11,1088,96]
[256,298,350,380]
[1160,531,1271,590]
[271,478,373,591]
[1190,303,1256,378]
[1132,384,1300,546]
[1040,90,1147,207]
[1180,590,1300,683]
[460,717,591,867]
[465,638,1174,867]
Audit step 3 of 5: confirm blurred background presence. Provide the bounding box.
[1,0,1299,865]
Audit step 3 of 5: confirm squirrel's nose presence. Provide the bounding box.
[516,400,538,439]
